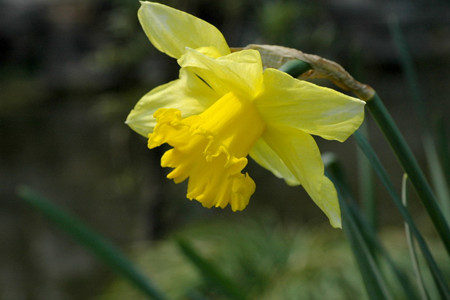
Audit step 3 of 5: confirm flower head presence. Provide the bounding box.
[126,2,365,228]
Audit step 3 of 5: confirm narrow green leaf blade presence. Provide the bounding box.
[366,93,450,254]
[346,200,419,300]
[389,16,450,223]
[356,122,377,230]
[354,131,450,298]
[17,186,167,300]
[402,175,430,300]
[328,172,394,300]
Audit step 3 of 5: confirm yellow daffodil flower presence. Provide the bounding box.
[126,2,365,228]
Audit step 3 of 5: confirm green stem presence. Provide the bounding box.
[278,59,449,251]
[278,59,311,78]
[356,122,377,230]
[366,93,450,254]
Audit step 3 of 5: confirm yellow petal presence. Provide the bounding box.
[249,138,300,186]
[138,2,230,59]
[126,68,218,137]
[256,68,365,142]
[262,125,341,228]
[148,92,265,211]
[178,48,264,99]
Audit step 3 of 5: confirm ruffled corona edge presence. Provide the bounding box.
[148,108,255,211]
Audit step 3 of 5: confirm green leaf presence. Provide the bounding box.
[326,169,394,300]
[326,159,418,300]
[402,175,430,300]
[389,16,450,223]
[365,94,450,254]
[346,201,419,300]
[354,131,450,299]
[356,122,377,230]
[17,186,167,300]
[435,117,450,188]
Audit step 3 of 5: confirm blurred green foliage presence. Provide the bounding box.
[99,218,448,300]
[1,0,449,299]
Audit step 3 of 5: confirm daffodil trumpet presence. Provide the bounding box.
[126,2,365,228]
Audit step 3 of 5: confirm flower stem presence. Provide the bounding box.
[278,59,311,78]
[366,93,450,253]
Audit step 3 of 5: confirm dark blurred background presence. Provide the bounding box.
[1,0,449,299]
